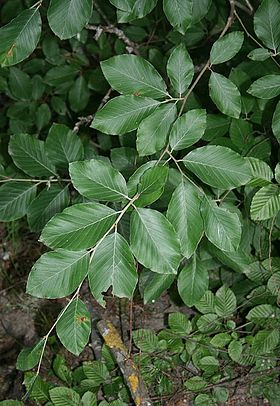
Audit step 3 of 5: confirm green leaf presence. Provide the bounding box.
[49,387,80,406]
[246,157,273,187]
[163,0,192,34]
[213,387,229,404]
[83,361,109,385]
[101,55,167,99]
[275,163,280,184]
[69,159,128,202]
[267,272,280,295]
[184,376,207,391]
[27,185,70,232]
[228,340,242,362]
[201,198,242,252]
[35,104,51,131]
[133,329,159,352]
[48,0,93,40]
[23,372,49,402]
[69,76,90,112]
[46,124,84,170]
[167,181,203,258]
[130,208,181,274]
[209,72,241,118]
[9,134,57,177]
[214,285,236,317]
[141,271,175,304]
[16,339,45,371]
[230,118,253,151]
[182,145,251,189]
[169,109,206,151]
[0,8,41,67]
[27,249,89,298]
[254,0,280,51]
[56,298,91,355]
[210,333,231,348]
[195,290,215,314]
[247,304,278,323]
[136,166,169,207]
[252,329,279,355]
[0,182,37,222]
[197,313,221,333]
[168,313,192,335]
[194,394,214,406]
[81,392,97,406]
[127,161,156,197]
[166,43,194,96]
[247,48,271,61]
[210,31,244,65]
[178,255,208,306]
[248,75,280,99]
[9,67,32,100]
[116,0,157,22]
[109,0,134,11]
[88,231,137,305]
[136,104,177,156]
[52,356,72,384]
[250,184,280,220]
[40,203,117,250]
[91,95,160,135]
[272,100,280,144]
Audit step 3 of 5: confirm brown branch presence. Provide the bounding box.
[97,320,152,406]
[86,24,139,55]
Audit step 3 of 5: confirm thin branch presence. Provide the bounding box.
[178,0,236,116]
[86,24,140,55]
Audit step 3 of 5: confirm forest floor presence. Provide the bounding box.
[0,223,268,405]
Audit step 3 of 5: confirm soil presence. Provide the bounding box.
[0,223,270,405]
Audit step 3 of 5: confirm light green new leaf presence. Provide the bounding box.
[252,329,279,355]
[178,255,209,306]
[0,8,41,67]
[210,32,244,65]
[195,290,215,314]
[250,184,280,220]
[254,0,280,51]
[0,182,37,222]
[56,298,91,355]
[133,329,158,353]
[170,109,206,151]
[136,166,169,207]
[16,339,45,371]
[214,286,236,317]
[46,124,84,170]
[167,181,203,258]
[201,198,242,252]
[49,387,80,406]
[69,159,128,202]
[140,270,175,304]
[9,134,57,177]
[167,44,194,96]
[248,75,280,99]
[27,249,89,298]
[101,55,168,99]
[182,145,252,189]
[168,312,192,335]
[163,0,192,34]
[130,208,181,274]
[247,304,278,323]
[40,203,117,250]
[209,72,241,118]
[83,361,109,385]
[246,157,273,187]
[27,186,69,232]
[69,76,90,112]
[91,95,160,135]
[89,231,137,305]
[48,0,93,40]
[136,104,177,156]
[272,100,280,144]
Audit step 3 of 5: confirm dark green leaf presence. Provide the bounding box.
[248,75,280,99]
[136,166,169,207]
[209,72,241,118]
[91,95,160,135]
[49,387,80,406]
[27,249,89,298]
[0,182,37,222]
[163,0,192,34]
[69,76,90,112]
[101,55,168,99]
[250,184,280,220]
[167,43,194,96]
[16,339,45,371]
[210,32,244,65]
[254,0,280,51]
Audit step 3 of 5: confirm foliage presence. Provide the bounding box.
[0,0,280,404]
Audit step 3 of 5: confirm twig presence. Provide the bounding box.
[97,320,152,406]
[86,24,139,55]
[178,0,236,116]
[235,1,252,14]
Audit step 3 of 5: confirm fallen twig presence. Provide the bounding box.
[97,319,152,406]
